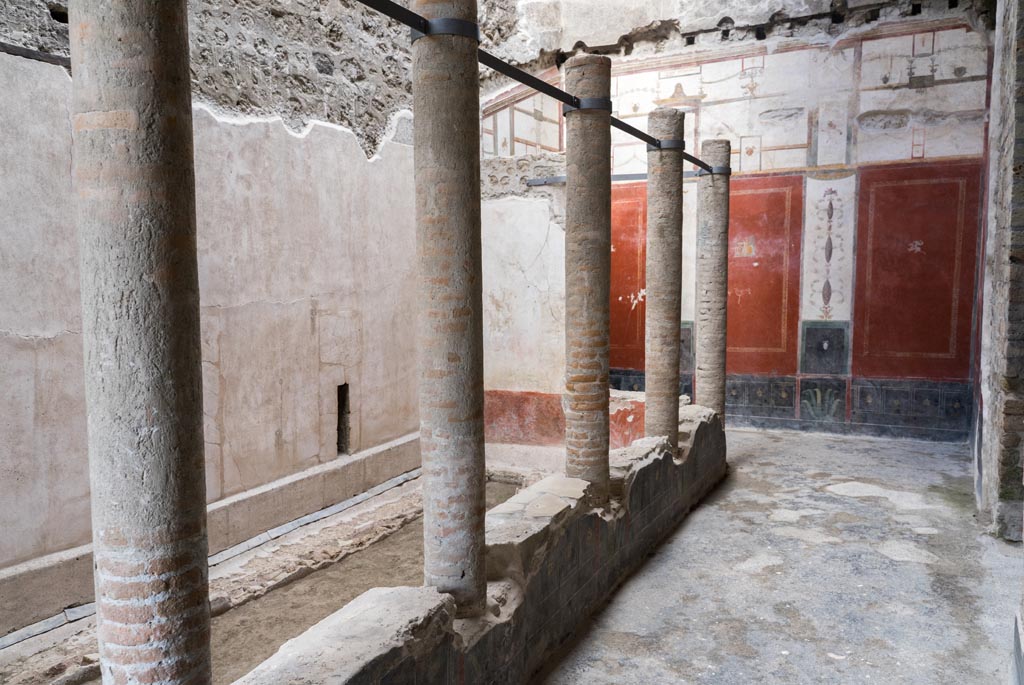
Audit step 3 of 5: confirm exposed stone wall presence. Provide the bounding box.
[977,0,1024,542]
[238,406,727,684]
[0,0,69,55]
[0,0,523,155]
[1,0,411,153]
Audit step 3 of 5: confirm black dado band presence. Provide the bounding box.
[410,18,480,43]
[562,97,614,115]
[647,139,685,152]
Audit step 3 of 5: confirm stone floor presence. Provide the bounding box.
[542,428,1021,684]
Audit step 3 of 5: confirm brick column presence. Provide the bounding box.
[411,0,487,617]
[644,108,686,450]
[563,54,612,504]
[69,1,212,682]
[695,140,732,419]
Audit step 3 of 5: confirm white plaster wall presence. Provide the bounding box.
[482,196,566,394]
[0,54,90,571]
[192,108,419,499]
[0,53,418,569]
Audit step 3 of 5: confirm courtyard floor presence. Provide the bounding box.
[542,429,1021,684]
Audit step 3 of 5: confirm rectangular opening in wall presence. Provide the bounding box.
[337,384,350,455]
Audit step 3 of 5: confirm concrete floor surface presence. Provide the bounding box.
[543,428,1021,684]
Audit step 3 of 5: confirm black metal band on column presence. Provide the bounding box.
[562,97,613,115]
[696,166,733,176]
[410,18,481,42]
[647,139,685,152]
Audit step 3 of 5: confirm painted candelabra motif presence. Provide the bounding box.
[802,175,856,322]
[818,188,839,320]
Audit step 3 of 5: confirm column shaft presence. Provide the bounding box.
[563,55,612,503]
[644,108,686,449]
[412,0,487,617]
[69,1,211,682]
[695,140,732,419]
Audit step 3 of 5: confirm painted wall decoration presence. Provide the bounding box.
[726,175,803,376]
[610,183,647,371]
[852,161,983,380]
[479,17,990,440]
[802,174,856,322]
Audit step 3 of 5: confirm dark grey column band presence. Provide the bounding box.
[647,139,685,152]
[563,97,613,115]
[410,18,480,42]
[696,166,733,176]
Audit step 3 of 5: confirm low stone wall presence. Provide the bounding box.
[0,434,419,640]
[237,405,726,684]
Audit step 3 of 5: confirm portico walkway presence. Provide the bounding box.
[543,429,1020,684]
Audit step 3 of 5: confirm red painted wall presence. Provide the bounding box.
[484,390,645,450]
[610,183,647,370]
[726,175,804,375]
[852,162,983,380]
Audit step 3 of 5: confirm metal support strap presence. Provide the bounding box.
[563,97,613,115]
[647,139,685,152]
[410,18,480,43]
[696,166,732,176]
[352,0,725,172]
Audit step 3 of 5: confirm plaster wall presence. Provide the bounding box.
[0,52,418,575]
[482,196,565,396]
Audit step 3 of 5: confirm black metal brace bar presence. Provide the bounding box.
[351,0,728,174]
[610,117,658,148]
[478,49,578,109]
[681,151,714,174]
[0,41,71,69]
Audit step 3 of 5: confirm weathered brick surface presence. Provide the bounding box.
[413,0,488,617]
[694,141,731,419]
[644,108,686,449]
[93,529,211,683]
[562,54,613,502]
[977,0,1024,541]
[70,0,212,678]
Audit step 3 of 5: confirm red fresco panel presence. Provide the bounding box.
[852,162,983,380]
[726,175,803,375]
[610,182,647,370]
[483,390,645,449]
